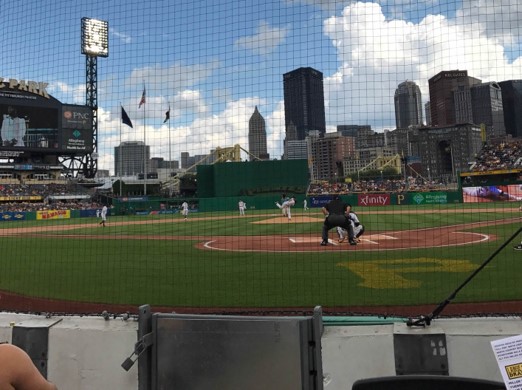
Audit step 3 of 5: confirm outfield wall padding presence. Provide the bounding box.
[197,159,309,197]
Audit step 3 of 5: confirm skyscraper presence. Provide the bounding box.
[248,106,269,161]
[428,70,481,127]
[283,67,326,140]
[425,102,431,126]
[470,82,505,139]
[499,80,522,139]
[114,141,150,176]
[394,81,423,129]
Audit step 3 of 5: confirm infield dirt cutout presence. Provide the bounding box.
[198,212,520,252]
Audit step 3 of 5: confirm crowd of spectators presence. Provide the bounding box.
[307,177,454,195]
[471,140,522,172]
[307,139,521,195]
[0,183,102,212]
[308,182,351,195]
[0,200,103,212]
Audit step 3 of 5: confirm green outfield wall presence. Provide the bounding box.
[197,191,462,212]
[197,159,309,197]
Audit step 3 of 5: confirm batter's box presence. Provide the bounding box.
[289,234,397,245]
[362,234,398,245]
[289,237,339,245]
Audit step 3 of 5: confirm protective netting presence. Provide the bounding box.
[0,0,521,318]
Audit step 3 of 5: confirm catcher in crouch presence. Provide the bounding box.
[337,205,365,243]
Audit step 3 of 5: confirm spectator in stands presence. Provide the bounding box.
[472,140,522,172]
[0,343,58,389]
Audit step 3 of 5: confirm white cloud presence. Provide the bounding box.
[97,97,270,174]
[171,90,209,117]
[174,97,265,158]
[235,21,290,56]
[129,61,219,92]
[266,100,286,159]
[110,28,132,44]
[48,81,85,105]
[457,0,521,49]
[322,2,522,129]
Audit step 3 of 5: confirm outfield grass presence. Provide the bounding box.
[0,203,520,313]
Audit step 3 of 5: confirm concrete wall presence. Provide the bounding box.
[0,312,519,390]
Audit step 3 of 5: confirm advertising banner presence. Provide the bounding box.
[36,209,71,220]
[61,127,93,152]
[0,195,41,201]
[409,192,449,205]
[60,105,93,152]
[0,212,26,222]
[309,196,334,208]
[462,185,522,203]
[357,193,391,207]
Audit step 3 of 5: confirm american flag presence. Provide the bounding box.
[138,87,146,108]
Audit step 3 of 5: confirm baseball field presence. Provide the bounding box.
[0,202,520,316]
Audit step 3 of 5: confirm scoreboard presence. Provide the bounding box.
[0,78,93,156]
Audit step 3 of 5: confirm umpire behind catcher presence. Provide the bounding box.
[321,195,357,246]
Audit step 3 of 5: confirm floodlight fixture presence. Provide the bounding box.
[81,17,109,57]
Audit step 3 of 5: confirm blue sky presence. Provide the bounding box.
[1,0,521,174]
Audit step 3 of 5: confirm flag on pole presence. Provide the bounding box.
[121,106,133,128]
[164,106,170,123]
[138,87,146,108]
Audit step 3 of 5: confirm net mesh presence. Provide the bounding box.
[0,0,521,317]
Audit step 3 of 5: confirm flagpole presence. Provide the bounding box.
[168,102,171,172]
[119,104,122,197]
[139,84,147,196]
[143,103,147,196]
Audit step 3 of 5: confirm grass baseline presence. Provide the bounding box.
[0,203,520,313]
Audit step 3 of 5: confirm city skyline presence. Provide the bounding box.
[1,0,521,175]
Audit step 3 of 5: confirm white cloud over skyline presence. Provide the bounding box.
[322,1,522,129]
[99,1,520,173]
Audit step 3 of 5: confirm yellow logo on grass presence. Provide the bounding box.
[337,258,477,289]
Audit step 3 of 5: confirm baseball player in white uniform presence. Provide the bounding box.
[337,206,364,243]
[276,196,296,220]
[238,200,246,216]
[99,205,108,227]
[181,201,189,220]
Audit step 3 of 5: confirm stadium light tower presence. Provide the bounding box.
[80,17,108,178]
